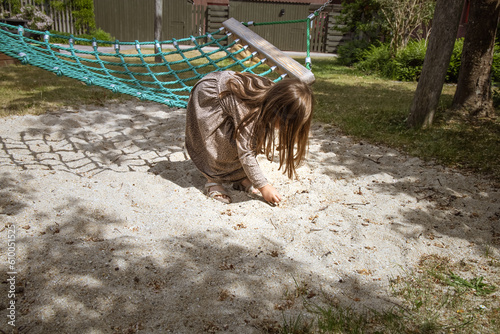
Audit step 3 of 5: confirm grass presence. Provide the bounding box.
[310,58,500,183]
[279,254,500,333]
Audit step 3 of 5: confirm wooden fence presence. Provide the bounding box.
[0,0,85,35]
[0,0,350,53]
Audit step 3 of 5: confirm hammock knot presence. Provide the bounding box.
[84,77,95,86]
[18,52,29,64]
[53,66,63,77]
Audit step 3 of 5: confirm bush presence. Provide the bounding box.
[355,43,394,77]
[48,28,114,45]
[493,88,500,109]
[492,44,500,83]
[393,39,427,81]
[446,38,464,83]
[12,5,53,31]
[356,40,428,81]
[349,38,500,84]
[336,39,372,66]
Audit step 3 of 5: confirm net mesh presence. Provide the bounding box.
[0,22,284,108]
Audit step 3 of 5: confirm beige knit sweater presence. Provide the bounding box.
[185,71,269,189]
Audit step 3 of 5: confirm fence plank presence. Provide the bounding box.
[1,0,79,35]
[0,0,349,53]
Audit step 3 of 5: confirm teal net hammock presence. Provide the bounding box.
[0,18,315,109]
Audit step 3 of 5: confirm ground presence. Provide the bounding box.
[0,100,498,333]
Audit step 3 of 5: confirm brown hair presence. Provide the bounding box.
[221,72,315,179]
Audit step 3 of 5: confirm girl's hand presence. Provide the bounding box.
[259,184,282,205]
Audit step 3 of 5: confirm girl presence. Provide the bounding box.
[185,71,314,205]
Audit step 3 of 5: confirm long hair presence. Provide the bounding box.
[221,72,315,179]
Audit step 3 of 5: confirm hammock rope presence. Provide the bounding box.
[0,4,327,108]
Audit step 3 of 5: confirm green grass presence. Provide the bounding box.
[0,47,278,117]
[280,254,500,334]
[0,64,131,117]
[310,58,500,182]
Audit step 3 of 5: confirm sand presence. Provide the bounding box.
[0,100,498,333]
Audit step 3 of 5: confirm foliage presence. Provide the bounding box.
[70,0,95,32]
[446,38,464,83]
[1,0,95,32]
[336,39,372,66]
[338,0,434,58]
[493,43,500,83]
[378,0,435,55]
[47,0,95,32]
[356,42,394,77]
[391,38,427,81]
[350,38,497,84]
[337,0,386,44]
[493,88,500,110]
[48,28,114,45]
[11,4,53,31]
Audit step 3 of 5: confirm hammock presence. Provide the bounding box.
[0,18,315,109]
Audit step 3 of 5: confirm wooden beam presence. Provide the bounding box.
[222,18,315,85]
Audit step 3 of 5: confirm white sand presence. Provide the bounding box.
[0,100,498,333]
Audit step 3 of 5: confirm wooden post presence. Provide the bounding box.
[154,0,163,63]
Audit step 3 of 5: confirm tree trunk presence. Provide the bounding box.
[154,0,163,63]
[407,0,464,128]
[452,0,500,118]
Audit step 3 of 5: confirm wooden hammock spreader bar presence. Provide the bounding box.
[222,18,315,85]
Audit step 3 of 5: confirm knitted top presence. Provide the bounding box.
[185,71,269,189]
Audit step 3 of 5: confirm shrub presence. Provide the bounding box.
[492,43,500,83]
[356,43,397,78]
[393,39,427,81]
[446,38,464,83]
[336,39,372,66]
[48,28,114,45]
[12,5,53,31]
[350,38,500,84]
[493,88,500,109]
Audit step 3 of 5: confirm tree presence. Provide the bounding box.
[407,0,464,128]
[379,0,434,55]
[337,0,385,44]
[452,0,500,118]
